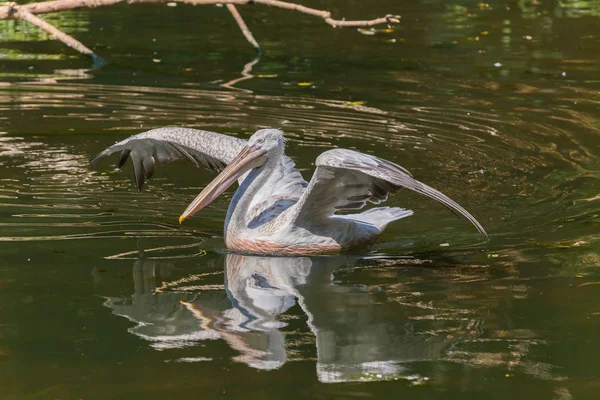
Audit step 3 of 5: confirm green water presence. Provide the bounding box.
[1,0,599,398]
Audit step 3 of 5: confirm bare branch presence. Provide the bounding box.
[249,0,400,27]
[3,2,103,61]
[325,15,401,28]
[1,0,400,27]
[14,9,97,57]
[0,0,400,58]
[226,4,261,53]
[0,0,124,19]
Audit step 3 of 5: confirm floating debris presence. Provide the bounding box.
[166,357,212,363]
[152,58,161,63]
[357,28,376,36]
[257,74,278,78]
[297,82,313,87]
[528,239,588,249]
[494,62,502,67]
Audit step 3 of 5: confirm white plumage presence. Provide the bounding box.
[92,127,487,254]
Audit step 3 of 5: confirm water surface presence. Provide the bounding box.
[1,0,599,398]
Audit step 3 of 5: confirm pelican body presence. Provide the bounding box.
[92,128,487,255]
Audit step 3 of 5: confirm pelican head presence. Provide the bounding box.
[247,128,285,153]
[178,129,284,223]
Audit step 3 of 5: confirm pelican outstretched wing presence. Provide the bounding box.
[290,149,487,236]
[91,127,246,191]
[91,128,307,200]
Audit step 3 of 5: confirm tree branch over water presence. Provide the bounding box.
[0,0,401,62]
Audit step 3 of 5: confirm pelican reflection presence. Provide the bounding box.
[103,252,477,382]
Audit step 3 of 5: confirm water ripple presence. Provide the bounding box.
[0,81,597,262]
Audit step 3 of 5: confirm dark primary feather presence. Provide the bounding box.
[292,148,488,237]
[118,149,130,169]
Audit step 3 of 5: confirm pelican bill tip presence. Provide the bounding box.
[178,215,185,224]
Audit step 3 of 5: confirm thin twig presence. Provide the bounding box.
[250,0,401,27]
[225,4,261,53]
[14,8,97,57]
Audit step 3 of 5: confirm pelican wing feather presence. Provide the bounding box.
[91,127,246,191]
[91,128,308,202]
[291,149,487,236]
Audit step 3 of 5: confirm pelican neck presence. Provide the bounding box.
[224,150,282,237]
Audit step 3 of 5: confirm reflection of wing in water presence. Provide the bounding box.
[103,256,230,349]
[291,257,476,383]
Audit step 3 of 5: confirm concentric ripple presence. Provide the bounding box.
[0,81,598,265]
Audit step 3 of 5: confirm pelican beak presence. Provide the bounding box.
[178,144,267,223]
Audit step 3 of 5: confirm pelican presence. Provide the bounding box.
[91,127,487,254]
